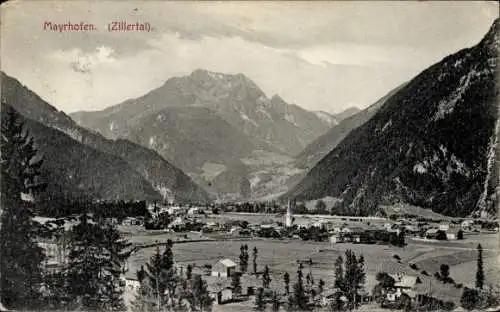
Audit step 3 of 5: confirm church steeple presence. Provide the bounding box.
[285,199,294,227]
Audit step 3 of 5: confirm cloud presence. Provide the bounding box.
[49,46,117,74]
[1,1,497,114]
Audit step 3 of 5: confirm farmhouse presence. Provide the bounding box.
[208,284,233,304]
[211,258,237,277]
[424,228,440,239]
[446,228,462,240]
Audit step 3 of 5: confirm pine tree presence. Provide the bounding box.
[476,244,484,289]
[291,264,308,310]
[253,246,258,274]
[191,275,212,312]
[284,272,290,296]
[133,247,166,312]
[99,220,131,311]
[318,279,325,296]
[186,264,193,280]
[255,287,266,311]
[239,244,248,273]
[262,265,272,288]
[66,213,104,309]
[333,256,344,291]
[0,105,46,308]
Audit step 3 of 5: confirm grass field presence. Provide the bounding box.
[125,231,499,307]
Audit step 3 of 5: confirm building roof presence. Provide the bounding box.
[217,258,237,267]
[425,228,440,234]
[391,274,419,288]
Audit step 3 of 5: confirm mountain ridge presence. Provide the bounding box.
[285,18,499,217]
[1,72,210,203]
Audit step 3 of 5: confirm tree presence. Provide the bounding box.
[318,279,325,296]
[253,246,258,274]
[271,291,280,312]
[440,264,450,283]
[461,287,480,311]
[255,287,266,311]
[333,256,344,291]
[284,272,290,296]
[133,243,178,312]
[457,230,464,240]
[397,230,406,247]
[99,220,131,311]
[289,264,308,310]
[0,106,46,308]
[476,244,484,289]
[186,264,193,280]
[315,200,327,214]
[335,250,365,310]
[262,265,272,289]
[239,244,249,273]
[190,275,212,312]
[67,214,130,311]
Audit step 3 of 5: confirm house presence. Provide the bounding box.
[187,207,200,216]
[424,228,440,239]
[211,258,237,277]
[204,276,233,304]
[385,274,420,301]
[208,285,233,304]
[329,235,339,245]
[444,228,459,240]
[438,223,450,231]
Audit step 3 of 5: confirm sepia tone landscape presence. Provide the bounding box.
[0,2,499,312]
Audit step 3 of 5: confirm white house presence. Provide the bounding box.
[446,228,462,240]
[438,223,450,231]
[211,259,237,277]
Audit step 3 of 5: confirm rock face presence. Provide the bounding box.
[286,19,499,217]
[1,73,210,203]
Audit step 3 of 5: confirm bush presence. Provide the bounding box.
[461,287,480,310]
[409,263,418,270]
[393,254,401,261]
[421,270,429,276]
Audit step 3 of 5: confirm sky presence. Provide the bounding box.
[1,1,498,114]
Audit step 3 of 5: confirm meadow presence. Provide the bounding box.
[125,231,499,306]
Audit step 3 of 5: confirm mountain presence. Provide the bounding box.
[120,106,255,174]
[313,111,338,126]
[71,69,337,199]
[295,83,407,169]
[3,106,160,202]
[333,106,362,121]
[71,69,334,156]
[1,72,210,203]
[286,19,499,217]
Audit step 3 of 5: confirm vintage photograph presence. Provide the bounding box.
[0,1,499,311]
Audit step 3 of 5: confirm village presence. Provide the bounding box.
[34,200,500,312]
